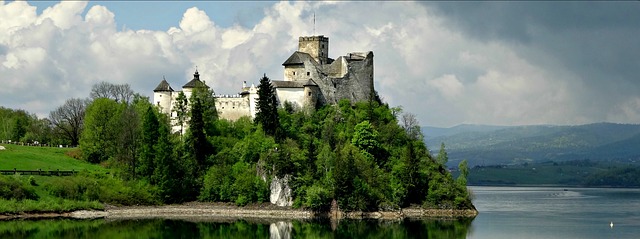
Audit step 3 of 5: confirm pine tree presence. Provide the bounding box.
[139,106,159,182]
[173,91,188,137]
[185,91,212,174]
[254,74,279,137]
[436,142,448,166]
[153,116,179,202]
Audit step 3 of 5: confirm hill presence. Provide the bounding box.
[0,144,105,172]
[423,123,640,167]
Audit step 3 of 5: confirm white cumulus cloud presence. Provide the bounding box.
[0,1,636,128]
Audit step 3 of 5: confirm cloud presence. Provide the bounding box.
[0,1,639,128]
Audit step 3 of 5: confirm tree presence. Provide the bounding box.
[10,110,28,142]
[457,159,469,186]
[90,81,134,104]
[436,142,448,166]
[49,98,87,146]
[81,98,121,163]
[401,112,422,141]
[114,103,141,179]
[173,91,188,136]
[254,74,280,138]
[153,115,183,203]
[352,120,388,167]
[184,92,212,173]
[139,106,159,182]
[190,86,218,137]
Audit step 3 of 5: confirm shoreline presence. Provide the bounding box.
[0,202,477,221]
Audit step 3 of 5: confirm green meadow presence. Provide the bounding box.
[0,144,105,172]
[0,144,156,214]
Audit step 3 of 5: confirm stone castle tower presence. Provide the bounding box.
[279,35,374,107]
[153,35,374,129]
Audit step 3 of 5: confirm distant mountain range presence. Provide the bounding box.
[422,123,640,167]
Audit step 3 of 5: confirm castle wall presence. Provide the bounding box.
[284,65,307,82]
[275,88,306,110]
[313,51,374,105]
[216,96,252,121]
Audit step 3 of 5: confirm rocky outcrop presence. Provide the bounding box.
[270,175,293,207]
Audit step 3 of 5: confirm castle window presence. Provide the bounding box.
[308,92,311,96]
[321,44,324,49]
[307,72,310,76]
[293,72,295,76]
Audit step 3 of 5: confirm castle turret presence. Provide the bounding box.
[153,77,174,115]
[182,69,209,100]
[298,35,329,65]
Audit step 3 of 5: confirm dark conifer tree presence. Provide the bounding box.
[185,90,213,174]
[139,106,159,182]
[254,74,280,138]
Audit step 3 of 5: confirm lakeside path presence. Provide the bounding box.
[1,202,478,220]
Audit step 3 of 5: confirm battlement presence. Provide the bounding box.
[299,35,328,42]
[298,35,329,65]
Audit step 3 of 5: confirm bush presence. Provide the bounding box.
[64,148,82,160]
[43,175,159,205]
[304,185,331,211]
[0,175,38,200]
[28,176,37,186]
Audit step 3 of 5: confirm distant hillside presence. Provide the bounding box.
[423,123,640,167]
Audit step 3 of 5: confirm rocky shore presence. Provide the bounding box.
[1,202,477,220]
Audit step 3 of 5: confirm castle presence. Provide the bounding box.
[153,35,374,132]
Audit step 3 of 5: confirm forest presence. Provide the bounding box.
[0,76,473,212]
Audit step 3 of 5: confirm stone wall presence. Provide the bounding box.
[313,51,374,105]
[215,96,252,121]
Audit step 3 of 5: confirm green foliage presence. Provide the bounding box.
[199,161,269,206]
[43,173,159,205]
[254,74,280,138]
[436,143,448,166]
[81,98,122,163]
[457,160,469,186]
[173,91,188,136]
[28,176,37,186]
[585,166,640,187]
[185,90,213,174]
[54,79,473,210]
[139,106,159,182]
[303,184,331,211]
[0,175,38,200]
[0,107,53,144]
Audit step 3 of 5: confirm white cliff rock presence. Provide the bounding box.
[270,174,293,207]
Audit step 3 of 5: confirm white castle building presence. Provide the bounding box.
[153,35,374,132]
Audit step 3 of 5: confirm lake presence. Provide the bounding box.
[468,186,640,239]
[1,186,639,238]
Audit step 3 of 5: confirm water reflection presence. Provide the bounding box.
[0,216,474,239]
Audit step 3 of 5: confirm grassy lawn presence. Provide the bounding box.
[0,144,105,172]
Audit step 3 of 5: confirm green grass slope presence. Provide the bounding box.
[0,144,104,172]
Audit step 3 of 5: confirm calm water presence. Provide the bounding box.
[468,186,640,239]
[1,186,639,238]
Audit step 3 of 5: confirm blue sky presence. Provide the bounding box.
[2,1,640,127]
[28,1,274,30]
